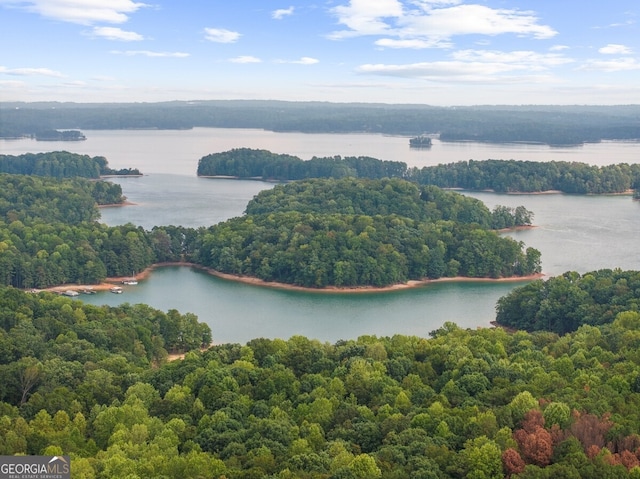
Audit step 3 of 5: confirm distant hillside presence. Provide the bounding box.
[3,100,640,145]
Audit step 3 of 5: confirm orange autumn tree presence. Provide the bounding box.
[513,410,554,467]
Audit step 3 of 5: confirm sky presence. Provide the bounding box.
[1,0,640,105]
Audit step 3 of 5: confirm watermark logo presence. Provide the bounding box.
[0,456,70,479]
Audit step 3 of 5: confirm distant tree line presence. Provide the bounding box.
[0,151,141,178]
[197,148,640,196]
[4,100,640,145]
[496,269,640,334]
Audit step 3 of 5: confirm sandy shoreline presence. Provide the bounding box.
[97,200,136,208]
[39,262,545,295]
[203,268,545,294]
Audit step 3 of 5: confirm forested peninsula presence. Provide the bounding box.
[198,148,640,196]
[0,151,141,178]
[0,156,541,289]
[191,177,541,288]
[4,100,640,145]
[496,269,640,335]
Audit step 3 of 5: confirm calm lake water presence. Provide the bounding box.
[2,129,639,344]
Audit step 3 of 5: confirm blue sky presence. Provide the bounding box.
[1,0,639,104]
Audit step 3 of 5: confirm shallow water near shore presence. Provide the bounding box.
[79,265,525,344]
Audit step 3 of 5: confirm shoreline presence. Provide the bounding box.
[497,224,536,233]
[38,262,545,295]
[204,268,545,294]
[98,200,136,208]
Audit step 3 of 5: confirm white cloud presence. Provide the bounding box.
[356,48,571,82]
[91,75,116,81]
[229,56,262,63]
[403,5,556,39]
[451,49,572,68]
[598,44,632,55]
[275,57,319,65]
[329,1,556,45]
[357,61,557,84]
[204,28,241,43]
[414,0,462,7]
[0,66,64,77]
[330,0,404,38]
[358,61,524,78]
[1,0,148,25]
[63,80,87,87]
[374,38,451,49]
[91,26,143,41]
[0,80,26,88]
[580,58,640,72]
[110,50,190,57]
[272,6,294,19]
[550,45,570,51]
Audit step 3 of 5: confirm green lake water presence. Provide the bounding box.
[2,129,639,344]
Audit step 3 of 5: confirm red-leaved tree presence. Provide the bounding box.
[502,448,525,477]
[513,410,554,467]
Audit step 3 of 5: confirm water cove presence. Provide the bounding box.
[88,175,640,344]
[2,129,639,344]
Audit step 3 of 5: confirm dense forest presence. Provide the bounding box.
[194,177,540,287]
[197,148,640,196]
[195,211,540,288]
[414,160,640,194]
[0,174,167,287]
[0,151,142,178]
[3,284,640,477]
[245,178,533,230]
[0,166,540,289]
[496,269,640,335]
[4,100,640,145]
[197,149,406,181]
[0,174,124,222]
[3,146,640,477]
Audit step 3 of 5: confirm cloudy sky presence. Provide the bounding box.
[1,0,639,104]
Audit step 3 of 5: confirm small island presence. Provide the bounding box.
[35,129,86,141]
[409,135,432,148]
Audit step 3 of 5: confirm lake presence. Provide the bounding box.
[2,129,639,344]
[3,128,640,175]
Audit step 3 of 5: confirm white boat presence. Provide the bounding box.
[110,286,123,294]
[122,273,138,285]
[62,290,79,297]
